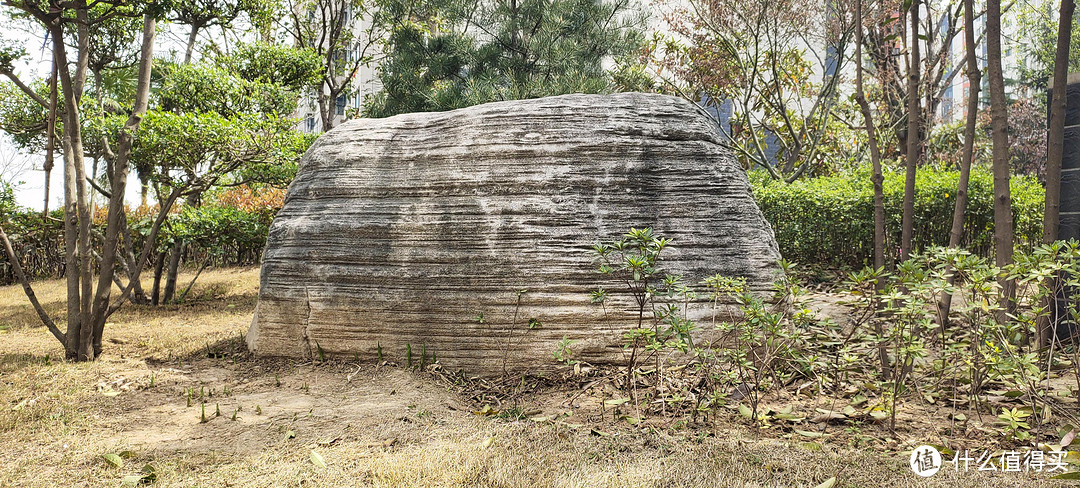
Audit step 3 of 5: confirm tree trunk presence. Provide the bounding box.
[184,24,200,64]
[1045,3,1074,245]
[317,90,332,132]
[901,0,921,262]
[163,193,199,304]
[89,13,156,357]
[43,59,57,219]
[987,0,1015,322]
[50,23,84,360]
[152,250,166,306]
[1039,0,1075,349]
[937,0,982,328]
[854,0,890,379]
[162,239,183,304]
[120,208,148,304]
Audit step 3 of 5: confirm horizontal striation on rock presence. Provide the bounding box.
[248,92,782,375]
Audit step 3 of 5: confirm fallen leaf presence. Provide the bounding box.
[102,453,123,468]
[1062,429,1077,447]
[310,450,326,468]
[811,411,846,423]
[814,476,837,488]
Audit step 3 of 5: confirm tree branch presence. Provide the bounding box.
[0,222,66,345]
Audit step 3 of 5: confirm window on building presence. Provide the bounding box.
[336,95,346,115]
[306,116,315,132]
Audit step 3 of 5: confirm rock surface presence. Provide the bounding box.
[247,93,782,375]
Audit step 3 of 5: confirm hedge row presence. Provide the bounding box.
[750,167,1045,269]
[0,198,279,286]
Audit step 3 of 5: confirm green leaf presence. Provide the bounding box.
[310,450,326,468]
[1051,471,1080,479]
[604,398,630,406]
[738,404,753,418]
[102,453,123,468]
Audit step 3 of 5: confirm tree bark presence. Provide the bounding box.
[901,0,921,262]
[152,250,166,305]
[854,0,890,379]
[987,0,1015,322]
[184,23,200,64]
[1039,0,1075,349]
[89,13,156,357]
[43,59,57,219]
[49,21,84,360]
[162,193,198,304]
[937,0,982,328]
[162,239,183,303]
[119,208,148,304]
[1045,2,1074,245]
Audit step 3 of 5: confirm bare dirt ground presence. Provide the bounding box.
[0,267,1069,487]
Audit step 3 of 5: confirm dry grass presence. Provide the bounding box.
[0,268,1067,487]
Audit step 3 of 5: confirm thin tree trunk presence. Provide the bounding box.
[119,209,147,304]
[317,91,331,132]
[107,188,183,317]
[152,250,165,305]
[854,0,890,379]
[937,0,982,328]
[987,0,1015,322]
[50,23,83,360]
[162,240,183,303]
[901,0,921,262]
[43,59,57,219]
[184,24,200,64]
[89,13,156,357]
[175,258,211,303]
[1045,3,1074,245]
[163,192,197,304]
[1039,0,1075,349]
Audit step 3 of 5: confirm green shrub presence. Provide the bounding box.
[161,204,275,267]
[1,201,278,286]
[750,167,1045,269]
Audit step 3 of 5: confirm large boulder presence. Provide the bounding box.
[247,92,782,375]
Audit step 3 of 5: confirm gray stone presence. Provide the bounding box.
[247,92,782,375]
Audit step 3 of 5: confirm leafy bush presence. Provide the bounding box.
[750,166,1045,269]
[0,185,285,286]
